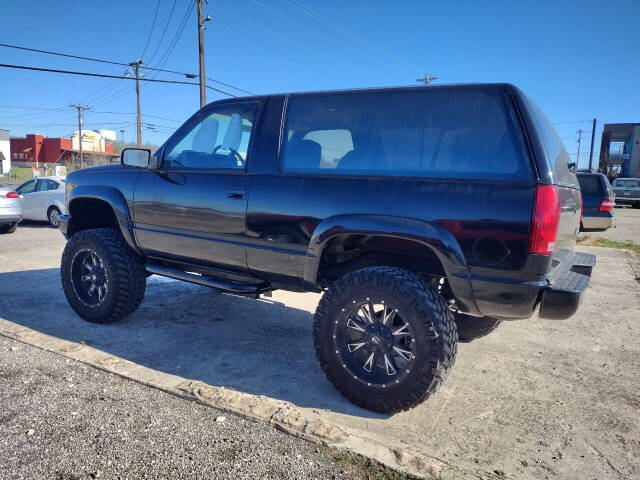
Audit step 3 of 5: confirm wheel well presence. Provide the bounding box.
[68,198,119,235]
[47,205,61,214]
[317,234,446,286]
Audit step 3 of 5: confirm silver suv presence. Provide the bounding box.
[612,177,640,208]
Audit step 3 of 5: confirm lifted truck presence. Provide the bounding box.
[59,84,595,413]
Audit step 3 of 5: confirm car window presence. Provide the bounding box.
[280,87,530,179]
[614,179,640,188]
[521,94,578,188]
[44,180,59,191]
[577,175,605,196]
[16,179,37,194]
[163,102,258,170]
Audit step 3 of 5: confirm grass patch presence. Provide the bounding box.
[2,166,34,184]
[327,447,417,480]
[577,236,640,253]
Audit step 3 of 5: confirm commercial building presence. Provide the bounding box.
[10,134,72,166]
[598,123,640,179]
[71,130,115,154]
[10,132,117,168]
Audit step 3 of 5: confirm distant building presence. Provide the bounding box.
[599,123,640,179]
[0,129,9,174]
[10,132,117,167]
[71,130,114,154]
[97,129,117,142]
[10,134,72,165]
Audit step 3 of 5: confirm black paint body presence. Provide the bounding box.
[61,84,590,320]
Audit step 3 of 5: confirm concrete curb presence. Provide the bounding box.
[0,318,491,479]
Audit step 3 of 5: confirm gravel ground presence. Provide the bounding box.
[0,336,409,480]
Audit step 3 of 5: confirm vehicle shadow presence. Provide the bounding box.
[0,268,385,419]
[17,220,54,229]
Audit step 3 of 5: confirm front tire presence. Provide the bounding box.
[314,266,457,414]
[48,206,61,228]
[61,228,146,323]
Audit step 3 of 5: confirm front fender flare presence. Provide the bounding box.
[304,214,480,315]
[67,185,138,252]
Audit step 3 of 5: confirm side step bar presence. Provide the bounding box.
[146,264,270,296]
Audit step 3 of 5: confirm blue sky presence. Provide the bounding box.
[1,0,638,168]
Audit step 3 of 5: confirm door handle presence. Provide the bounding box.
[228,188,246,200]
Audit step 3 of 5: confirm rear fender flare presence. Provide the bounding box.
[304,214,480,315]
[67,185,138,252]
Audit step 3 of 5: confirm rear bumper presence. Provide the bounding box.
[581,214,614,230]
[469,251,596,320]
[59,214,70,238]
[0,213,22,224]
[538,251,596,320]
[614,196,640,205]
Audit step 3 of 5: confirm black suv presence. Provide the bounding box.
[59,84,595,413]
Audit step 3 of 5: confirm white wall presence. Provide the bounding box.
[0,129,10,174]
[72,130,106,152]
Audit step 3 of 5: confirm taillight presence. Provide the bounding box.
[579,194,583,225]
[599,199,614,212]
[529,185,560,255]
[5,191,19,199]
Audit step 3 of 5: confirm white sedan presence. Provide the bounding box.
[15,176,66,227]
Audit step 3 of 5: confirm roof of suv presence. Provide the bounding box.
[207,83,515,104]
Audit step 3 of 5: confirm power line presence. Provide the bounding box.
[280,0,423,73]
[140,0,161,60]
[0,63,237,96]
[552,120,592,125]
[147,0,178,65]
[0,41,250,94]
[214,5,359,71]
[251,0,394,74]
[153,1,196,73]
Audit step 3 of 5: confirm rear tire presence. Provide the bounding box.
[61,228,146,323]
[0,222,17,234]
[314,266,457,414]
[47,206,62,228]
[454,312,501,342]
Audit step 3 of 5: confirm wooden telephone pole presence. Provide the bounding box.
[197,0,210,108]
[129,60,143,147]
[70,103,89,167]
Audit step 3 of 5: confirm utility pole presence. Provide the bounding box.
[120,129,125,144]
[588,118,597,172]
[129,60,143,147]
[197,0,210,108]
[576,129,582,166]
[70,103,89,168]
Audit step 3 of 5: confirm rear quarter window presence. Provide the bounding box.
[577,175,605,196]
[281,87,531,180]
[521,94,578,188]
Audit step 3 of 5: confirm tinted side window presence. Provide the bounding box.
[281,88,530,180]
[164,102,258,169]
[17,179,36,194]
[522,95,577,188]
[614,179,640,188]
[44,180,59,191]
[577,175,604,196]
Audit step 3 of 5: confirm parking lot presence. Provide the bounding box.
[1,220,639,479]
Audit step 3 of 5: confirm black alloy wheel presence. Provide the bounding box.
[71,249,109,305]
[336,300,415,387]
